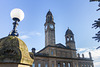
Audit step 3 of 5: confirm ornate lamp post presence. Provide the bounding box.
[9,8,24,37]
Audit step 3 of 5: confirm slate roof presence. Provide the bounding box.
[46,10,52,16]
[65,28,73,35]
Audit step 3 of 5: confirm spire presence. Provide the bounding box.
[65,28,74,36]
[46,10,54,22]
[46,9,52,16]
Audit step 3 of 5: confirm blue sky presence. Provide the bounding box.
[0,0,100,67]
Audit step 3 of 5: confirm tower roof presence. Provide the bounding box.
[46,10,52,16]
[65,28,73,35]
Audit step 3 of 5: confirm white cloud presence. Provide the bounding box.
[36,32,41,36]
[36,50,40,52]
[94,62,100,67]
[29,32,35,36]
[77,48,100,67]
[77,48,88,53]
[19,31,41,39]
[19,35,30,39]
[29,32,41,36]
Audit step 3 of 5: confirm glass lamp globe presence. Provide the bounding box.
[10,8,24,22]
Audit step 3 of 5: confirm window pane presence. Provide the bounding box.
[58,63,60,67]
[67,38,69,41]
[88,65,89,67]
[75,64,77,67]
[68,63,70,67]
[82,65,84,67]
[90,65,92,67]
[51,51,53,55]
[45,63,48,67]
[52,64,54,67]
[85,65,87,67]
[38,63,41,67]
[63,63,65,67]
[33,63,35,67]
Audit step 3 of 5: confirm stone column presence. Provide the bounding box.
[70,62,73,67]
[56,62,58,67]
[66,62,68,67]
[54,60,56,67]
[92,64,94,67]
[41,61,45,67]
[82,54,84,58]
[35,61,38,67]
[60,62,63,67]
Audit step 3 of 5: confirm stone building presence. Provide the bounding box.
[30,10,94,67]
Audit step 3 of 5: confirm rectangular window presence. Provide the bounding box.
[33,63,35,67]
[52,64,54,67]
[45,63,48,67]
[85,65,87,67]
[90,65,92,67]
[58,63,60,67]
[68,63,70,67]
[63,63,65,67]
[75,64,77,67]
[38,63,41,67]
[88,65,90,67]
[51,51,53,55]
[82,65,84,67]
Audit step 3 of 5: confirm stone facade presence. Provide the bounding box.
[30,11,94,67]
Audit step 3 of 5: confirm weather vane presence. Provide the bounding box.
[9,8,24,37]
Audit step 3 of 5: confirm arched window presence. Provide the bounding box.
[63,63,65,67]
[68,63,70,67]
[67,37,69,41]
[70,37,73,41]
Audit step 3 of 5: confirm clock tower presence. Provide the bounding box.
[44,10,55,46]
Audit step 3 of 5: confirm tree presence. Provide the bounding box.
[90,0,100,49]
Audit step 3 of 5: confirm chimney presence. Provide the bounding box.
[77,53,80,58]
[82,54,84,58]
[89,52,92,60]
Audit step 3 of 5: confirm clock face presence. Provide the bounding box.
[50,24,54,29]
